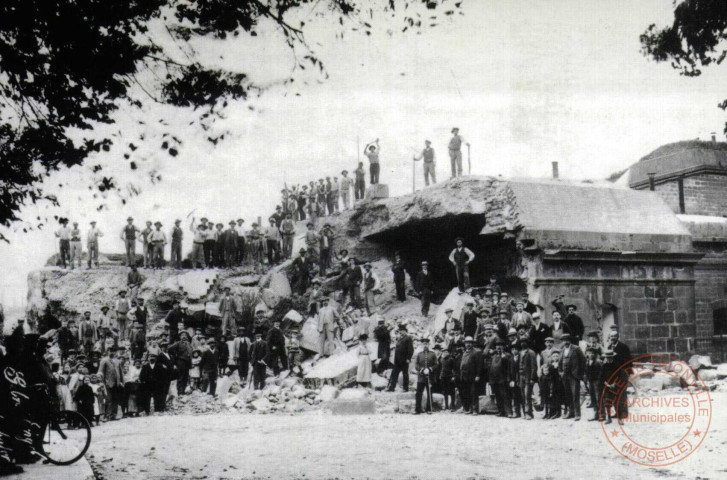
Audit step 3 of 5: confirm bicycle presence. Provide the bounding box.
[32,384,92,466]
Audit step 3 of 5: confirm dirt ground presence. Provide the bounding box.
[86,391,725,480]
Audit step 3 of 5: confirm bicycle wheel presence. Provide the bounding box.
[38,410,92,466]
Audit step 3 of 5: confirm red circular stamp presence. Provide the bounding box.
[599,354,712,467]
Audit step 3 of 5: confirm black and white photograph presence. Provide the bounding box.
[0,1,725,479]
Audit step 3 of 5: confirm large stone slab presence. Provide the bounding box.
[329,398,376,415]
[365,184,389,200]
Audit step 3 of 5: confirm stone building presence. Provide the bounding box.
[345,141,727,358]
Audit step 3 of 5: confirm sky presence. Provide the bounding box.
[2,0,727,309]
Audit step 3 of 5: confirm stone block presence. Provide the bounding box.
[679,323,696,337]
[637,313,647,325]
[629,299,648,311]
[647,312,664,325]
[329,398,376,415]
[644,286,656,298]
[656,299,667,312]
[647,339,667,352]
[663,312,675,324]
[318,385,339,402]
[666,298,679,311]
[676,311,689,324]
[715,364,727,380]
[636,326,649,338]
[650,325,669,338]
[365,184,389,200]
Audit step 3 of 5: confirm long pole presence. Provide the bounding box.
[412,158,416,193]
[467,144,471,175]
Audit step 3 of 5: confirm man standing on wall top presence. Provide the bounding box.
[413,139,437,186]
[448,127,470,178]
[364,138,380,185]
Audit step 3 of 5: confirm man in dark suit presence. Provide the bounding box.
[139,353,170,413]
[461,301,479,338]
[528,311,553,353]
[392,251,407,302]
[387,325,414,392]
[488,339,511,417]
[199,339,220,396]
[459,336,483,414]
[413,338,438,414]
[607,327,632,423]
[558,333,586,420]
[249,331,269,390]
[608,327,632,369]
[564,304,585,342]
[519,292,538,316]
[373,318,391,374]
[415,261,434,316]
[344,257,363,308]
[266,319,287,375]
[518,338,538,420]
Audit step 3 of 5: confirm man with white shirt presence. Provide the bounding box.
[235,219,246,266]
[362,263,381,315]
[69,221,83,269]
[264,217,281,265]
[189,217,208,269]
[340,170,353,209]
[87,220,103,268]
[55,218,72,268]
[149,221,167,269]
[448,237,475,294]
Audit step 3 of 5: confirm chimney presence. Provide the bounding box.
[712,132,717,143]
[648,172,656,191]
[551,161,559,179]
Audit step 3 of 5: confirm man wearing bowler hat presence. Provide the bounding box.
[387,324,414,392]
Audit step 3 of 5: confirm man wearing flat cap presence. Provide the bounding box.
[387,325,414,392]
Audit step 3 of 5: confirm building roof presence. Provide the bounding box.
[627,140,727,187]
[499,179,692,252]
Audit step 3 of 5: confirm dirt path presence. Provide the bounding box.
[87,392,725,480]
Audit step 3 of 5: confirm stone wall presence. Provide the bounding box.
[693,250,727,356]
[536,255,700,356]
[645,172,727,216]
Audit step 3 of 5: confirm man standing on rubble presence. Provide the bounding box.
[392,251,407,302]
[416,261,434,316]
[364,138,381,185]
[280,213,296,260]
[373,318,391,374]
[387,324,414,392]
[266,319,288,375]
[449,237,475,294]
[317,297,340,356]
[250,330,268,390]
[219,287,237,337]
[87,220,103,269]
[362,263,381,315]
[340,170,353,209]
